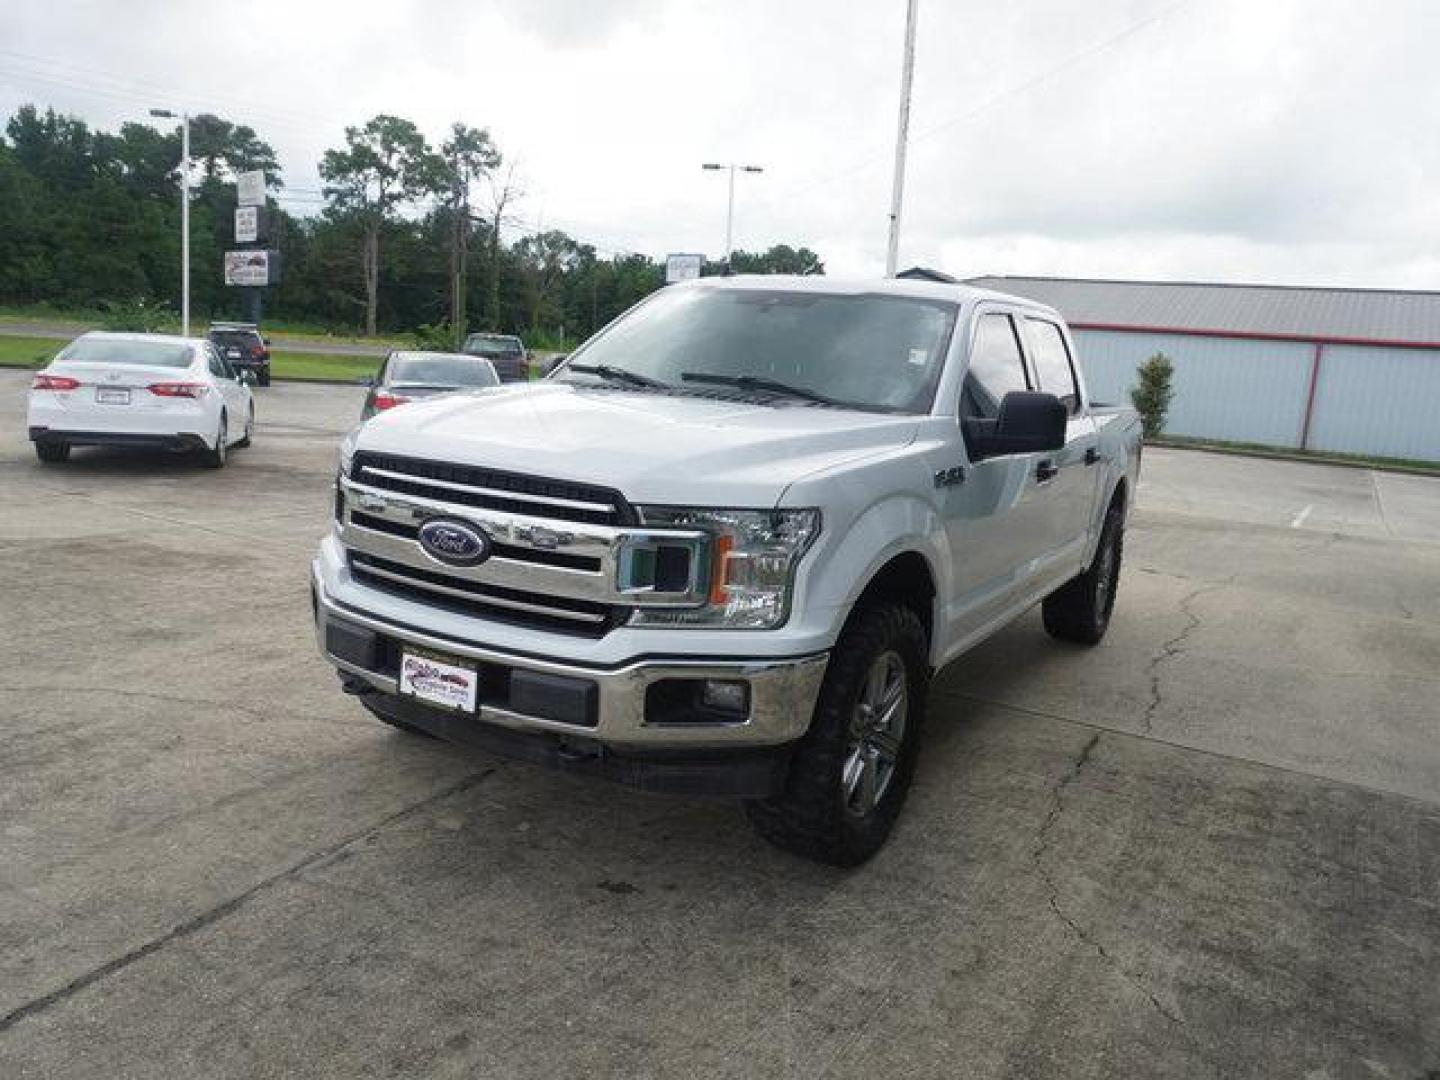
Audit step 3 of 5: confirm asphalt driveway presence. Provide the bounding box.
[1,371,1437,1078]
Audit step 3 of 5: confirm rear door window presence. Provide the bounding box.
[1021,318,1080,413]
[961,313,1030,420]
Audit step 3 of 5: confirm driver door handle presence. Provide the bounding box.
[1035,460,1059,483]
[1084,446,1100,466]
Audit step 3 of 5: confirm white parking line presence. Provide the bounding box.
[1290,504,1313,528]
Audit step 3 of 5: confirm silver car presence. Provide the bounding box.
[360,351,501,422]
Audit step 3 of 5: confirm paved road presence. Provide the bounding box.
[1,373,1437,1078]
[0,320,389,356]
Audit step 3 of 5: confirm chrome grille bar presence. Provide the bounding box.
[356,464,616,515]
[351,557,607,625]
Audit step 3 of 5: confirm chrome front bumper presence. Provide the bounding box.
[313,572,829,750]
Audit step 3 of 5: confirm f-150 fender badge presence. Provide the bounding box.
[933,466,965,488]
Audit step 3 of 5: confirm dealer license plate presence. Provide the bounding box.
[398,648,479,713]
[96,388,130,405]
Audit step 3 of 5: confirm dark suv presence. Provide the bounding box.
[208,323,271,386]
[461,333,528,382]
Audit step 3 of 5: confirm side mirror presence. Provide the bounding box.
[262,336,271,346]
[965,391,1066,459]
[355,375,375,388]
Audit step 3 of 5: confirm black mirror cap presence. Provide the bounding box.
[968,391,1067,458]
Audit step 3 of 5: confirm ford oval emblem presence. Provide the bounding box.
[417,517,491,567]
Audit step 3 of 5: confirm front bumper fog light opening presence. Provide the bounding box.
[701,679,750,715]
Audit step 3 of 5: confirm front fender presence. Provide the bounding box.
[789,490,950,652]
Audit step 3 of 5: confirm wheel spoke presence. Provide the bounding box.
[858,747,879,812]
[869,728,902,760]
[842,747,865,802]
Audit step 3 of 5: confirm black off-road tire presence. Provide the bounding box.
[257,369,271,387]
[35,441,70,464]
[745,602,930,867]
[203,412,228,469]
[1042,496,1125,645]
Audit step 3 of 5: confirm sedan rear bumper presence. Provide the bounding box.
[29,426,209,452]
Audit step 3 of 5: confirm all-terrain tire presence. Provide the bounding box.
[1042,496,1125,645]
[745,602,929,867]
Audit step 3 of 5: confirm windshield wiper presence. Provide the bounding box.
[680,372,839,406]
[566,363,670,389]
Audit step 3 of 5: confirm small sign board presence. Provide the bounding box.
[236,170,266,207]
[234,206,262,244]
[665,253,704,284]
[224,250,281,287]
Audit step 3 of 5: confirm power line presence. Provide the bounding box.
[750,0,1192,215]
[0,48,337,138]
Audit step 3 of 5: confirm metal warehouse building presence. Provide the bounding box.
[964,276,1440,463]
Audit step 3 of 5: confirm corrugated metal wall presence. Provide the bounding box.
[1073,330,1313,447]
[1070,329,1440,461]
[1305,345,1440,461]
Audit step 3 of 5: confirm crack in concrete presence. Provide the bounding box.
[1141,577,1234,735]
[0,768,495,1034]
[1030,733,1182,1025]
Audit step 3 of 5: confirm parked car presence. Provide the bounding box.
[208,322,271,386]
[360,351,501,422]
[461,333,528,382]
[314,277,1141,865]
[28,331,255,468]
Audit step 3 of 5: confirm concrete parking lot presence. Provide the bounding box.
[2,369,1438,1078]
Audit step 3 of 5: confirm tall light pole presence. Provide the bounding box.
[701,162,764,271]
[885,0,919,277]
[150,108,191,335]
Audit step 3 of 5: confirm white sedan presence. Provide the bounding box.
[27,332,255,467]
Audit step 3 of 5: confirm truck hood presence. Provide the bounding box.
[355,383,919,506]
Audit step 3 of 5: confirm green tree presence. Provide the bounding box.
[439,123,501,346]
[728,244,825,275]
[1131,353,1175,439]
[320,115,444,335]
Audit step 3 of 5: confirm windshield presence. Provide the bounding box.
[388,353,499,387]
[559,287,957,413]
[464,336,522,358]
[59,337,193,368]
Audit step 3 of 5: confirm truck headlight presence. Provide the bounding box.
[628,508,820,630]
[338,427,359,478]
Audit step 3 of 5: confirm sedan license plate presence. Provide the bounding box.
[226,348,241,358]
[96,388,130,405]
[398,648,479,713]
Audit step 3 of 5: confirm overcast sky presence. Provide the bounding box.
[3,0,1437,287]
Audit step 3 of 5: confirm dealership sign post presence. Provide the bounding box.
[665,253,704,284]
[228,171,274,324]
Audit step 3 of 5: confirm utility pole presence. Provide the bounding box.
[150,108,191,335]
[701,162,764,272]
[885,0,918,278]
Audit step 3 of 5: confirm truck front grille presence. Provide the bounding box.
[348,552,625,639]
[351,452,632,527]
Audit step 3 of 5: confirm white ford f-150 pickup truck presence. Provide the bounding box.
[313,276,1141,864]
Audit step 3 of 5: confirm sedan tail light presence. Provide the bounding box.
[249,344,267,358]
[373,392,410,411]
[32,374,81,391]
[148,382,210,398]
